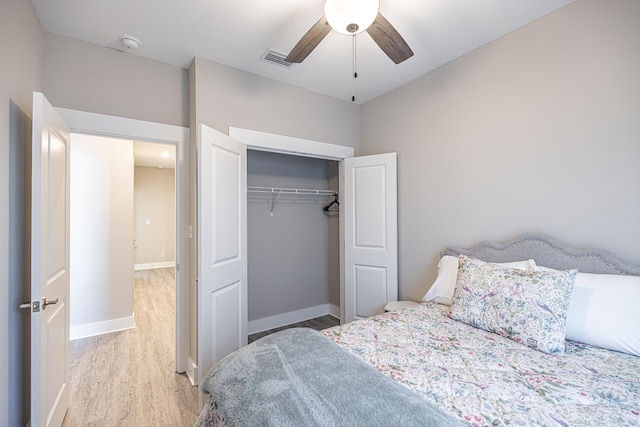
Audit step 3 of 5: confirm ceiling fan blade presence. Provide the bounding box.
[366,12,414,64]
[285,16,332,63]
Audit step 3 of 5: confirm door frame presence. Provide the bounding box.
[228,127,354,323]
[56,108,190,372]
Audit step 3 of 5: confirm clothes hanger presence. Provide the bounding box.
[323,193,339,212]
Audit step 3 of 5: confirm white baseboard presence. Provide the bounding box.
[134,261,176,271]
[328,303,340,319]
[70,314,135,341]
[186,355,198,386]
[248,303,340,335]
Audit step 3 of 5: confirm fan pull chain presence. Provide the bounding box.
[352,34,357,102]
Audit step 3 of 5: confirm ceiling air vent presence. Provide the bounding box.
[260,49,294,69]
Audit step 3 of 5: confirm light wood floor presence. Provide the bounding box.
[248,314,340,343]
[62,268,199,427]
[62,267,340,425]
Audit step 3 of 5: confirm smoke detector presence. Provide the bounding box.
[120,35,141,50]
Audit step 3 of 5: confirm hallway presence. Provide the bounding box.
[62,268,198,426]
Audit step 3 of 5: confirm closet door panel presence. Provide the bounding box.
[211,146,241,264]
[344,153,398,322]
[210,282,241,363]
[353,165,387,250]
[354,265,387,317]
[197,124,247,401]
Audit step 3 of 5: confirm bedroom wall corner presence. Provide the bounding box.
[361,0,640,302]
[1,0,45,425]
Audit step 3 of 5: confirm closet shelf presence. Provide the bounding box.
[248,186,338,216]
[247,186,336,196]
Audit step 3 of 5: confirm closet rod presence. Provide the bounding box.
[247,186,336,196]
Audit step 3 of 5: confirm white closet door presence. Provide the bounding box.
[197,124,247,391]
[343,153,398,322]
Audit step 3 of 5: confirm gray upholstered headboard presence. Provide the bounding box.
[442,233,640,276]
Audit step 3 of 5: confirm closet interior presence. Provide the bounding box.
[247,150,340,333]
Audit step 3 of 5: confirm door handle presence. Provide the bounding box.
[19,297,58,312]
[42,297,59,309]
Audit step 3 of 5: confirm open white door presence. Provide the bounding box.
[343,152,398,322]
[28,92,71,426]
[197,124,247,388]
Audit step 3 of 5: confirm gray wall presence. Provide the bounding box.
[362,0,640,302]
[1,0,44,425]
[134,166,176,266]
[43,33,189,127]
[190,57,362,149]
[247,151,339,321]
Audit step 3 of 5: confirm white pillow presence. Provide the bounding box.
[536,265,640,357]
[422,255,537,306]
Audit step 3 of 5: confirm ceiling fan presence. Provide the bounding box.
[285,0,414,65]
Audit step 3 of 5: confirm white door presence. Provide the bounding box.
[197,124,247,388]
[343,152,398,322]
[29,92,71,426]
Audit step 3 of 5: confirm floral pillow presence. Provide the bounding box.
[421,255,537,306]
[449,255,577,355]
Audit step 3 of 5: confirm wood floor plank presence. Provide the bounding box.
[62,268,199,427]
[248,314,340,343]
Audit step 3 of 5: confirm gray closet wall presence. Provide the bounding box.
[247,150,340,322]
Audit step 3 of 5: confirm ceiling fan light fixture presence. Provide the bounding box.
[324,0,380,35]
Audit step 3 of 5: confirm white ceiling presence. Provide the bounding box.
[31,0,574,104]
[134,141,175,169]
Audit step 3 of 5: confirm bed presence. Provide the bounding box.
[196,233,640,426]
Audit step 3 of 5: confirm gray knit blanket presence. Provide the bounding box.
[196,328,466,427]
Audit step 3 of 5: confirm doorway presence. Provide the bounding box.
[63,133,194,425]
[246,150,341,334]
[68,134,178,347]
[57,107,190,372]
